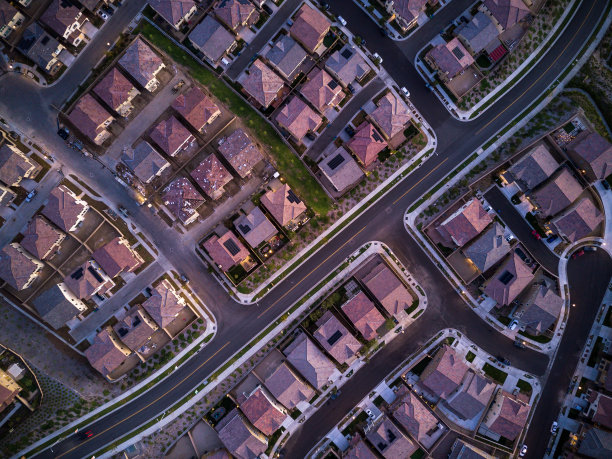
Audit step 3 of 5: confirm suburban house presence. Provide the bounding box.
[284,333,336,390]
[121,140,170,184]
[0,185,16,207]
[275,96,322,142]
[425,37,475,82]
[68,93,115,145]
[444,371,497,421]
[149,116,195,157]
[234,206,277,249]
[368,92,412,141]
[239,386,287,436]
[551,198,603,243]
[263,362,315,410]
[93,68,140,117]
[265,34,307,80]
[203,229,249,272]
[325,45,371,88]
[516,285,563,335]
[217,129,264,178]
[17,22,71,76]
[215,408,267,459]
[436,198,493,247]
[63,260,113,300]
[289,4,331,54]
[587,392,612,430]
[260,183,307,228]
[21,215,66,261]
[384,0,428,32]
[361,260,414,319]
[344,435,377,458]
[113,306,159,356]
[578,428,612,459]
[301,68,345,114]
[340,291,385,341]
[366,415,418,458]
[567,130,612,182]
[190,154,233,200]
[0,243,44,291]
[313,310,361,365]
[481,391,529,441]
[85,327,132,379]
[119,38,165,92]
[389,385,441,449]
[40,0,92,46]
[188,15,235,65]
[142,279,188,336]
[347,122,388,167]
[0,369,21,413]
[42,186,89,232]
[483,252,534,307]
[480,0,531,33]
[530,168,583,218]
[214,0,259,32]
[456,11,500,55]
[318,145,364,194]
[500,144,559,192]
[0,143,40,187]
[162,177,205,224]
[449,440,495,459]
[419,345,468,400]
[32,282,87,330]
[239,59,284,108]
[0,0,25,39]
[172,86,221,132]
[148,0,197,30]
[462,222,511,273]
[91,237,143,279]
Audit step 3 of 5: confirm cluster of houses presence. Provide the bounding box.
[0,352,36,428]
[0,141,41,213]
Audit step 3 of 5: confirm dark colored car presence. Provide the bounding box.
[379,26,388,36]
[78,430,94,440]
[602,180,610,190]
[57,127,69,140]
[497,356,511,366]
[531,229,541,240]
[546,234,558,243]
[344,125,355,137]
[572,249,585,259]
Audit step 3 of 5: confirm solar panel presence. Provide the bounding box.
[132,316,141,327]
[340,49,353,59]
[327,153,345,170]
[327,330,343,346]
[499,271,514,285]
[87,266,104,283]
[287,189,301,204]
[238,223,252,234]
[224,239,241,256]
[328,80,339,90]
[117,327,128,337]
[71,267,84,280]
[372,130,383,142]
[451,46,464,60]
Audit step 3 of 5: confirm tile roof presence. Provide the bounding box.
[63,260,112,300]
[448,440,494,459]
[264,362,315,410]
[203,229,249,271]
[532,168,583,217]
[366,415,418,458]
[190,154,232,200]
[85,327,131,377]
[260,183,307,226]
[40,0,81,37]
[80,0,101,11]
[552,198,603,243]
[0,243,42,291]
[42,186,88,233]
[239,59,284,108]
[119,38,164,89]
[189,15,235,63]
[92,237,143,279]
[0,143,38,186]
[172,86,220,131]
[113,305,158,352]
[265,34,307,79]
[370,93,412,140]
[420,345,468,399]
[142,279,186,329]
[391,0,427,23]
[0,184,16,207]
[484,252,534,306]
[343,435,377,459]
[445,371,497,420]
[68,93,114,143]
[0,368,21,411]
[426,37,474,80]
[240,386,287,436]
[319,146,364,193]
[216,408,267,459]
[362,261,413,317]
[506,144,559,191]
[347,122,387,167]
[593,393,612,430]
[325,45,371,86]
[483,0,530,30]
[275,96,322,141]
[457,11,499,54]
[21,215,65,260]
[18,23,62,73]
[32,283,84,330]
[284,333,335,389]
[438,198,493,247]
[148,0,196,27]
[121,140,170,184]
[341,291,384,341]
[463,222,511,272]
[518,285,563,334]
[313,310,361,364]
[290,4,331,53]
[389,385,439,444]
[568,130,612,180]
[485,391,529,441]
[234,207,277,248]
[162,177,205,223]
[149,116,194,156]
[218,129,264,178]
[215,0,257,31]
[0,1,19,30]
[301,68,345,113]
[93,68,138,113]
[578,427,612,458]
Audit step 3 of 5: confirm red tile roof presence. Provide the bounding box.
[593,393,612,430]
[301,68,345,114]
[483,0,530,30]
[485,391,529,440]
[264,362,315,410]
[162,177,205,223]
[284,333,335,390]
[347,122,387,167]
[142,279,186,329]
[426,38,474,80]
[21,216,65,260]
[260,183,307,226]
[361,261,413,318]
[203,229,249,271]
[314,310,361,364]
[113,305,158,352]
[234,206,277,248]
[420,345,468,399]
[42,185,88,233]
[85,327,131,377]
[63,260,112,300]
[92,237,143,279]
[172,86,220,131]
[341,291,384,341]
[94,68,138,113]
[389,385,439,445]
[216,409,267,458]
[121,140,170,184]
[217,129,264,178]
[119,38,164,89]
[369,93,412,140]
[445,371,497,420]
[0,243,42,291]
[366,415,418,458]
[240,59,284,108]
[215,0,258,31]
[240,387,287,436]
[391,0,427,23]
[343,435,377,459]
[438,198,493,247]
[568,130,612,180]
[505,144,559,191]
[275,96,322,141]
[149,116,194,156]
[0,144,39,186]
[190,154,232,200]
[532,168,583,217]
[40,0,82,37]
[68,93,114,143]
[552,198,603,243]
[290,4,331,53]
[149,0,196,27]
[483,252,534,306]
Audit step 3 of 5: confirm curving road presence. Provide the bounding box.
[0,0,608,457]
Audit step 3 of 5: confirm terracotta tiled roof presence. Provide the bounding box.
[314,310,361,364]
[302,68,344,113]
[506,144,558,191]
[485,391,529,440]
[484,252,534,306]
[113,305,158,352]
[239,59,284,108]
[463,222,511,272]
[203,229,249,271]
[445,371,497,420]
[216,409,267,459]
[532,168,583,217]
[341,291,384,341]
[290,4,331,53]
[265,34,307,79]
[366,415,418,458]
[325,45,371,87]
[568,130,612,180]
[260,183,307,227]
[361,261,413,317]
[284,333,335,390]
[119,38,164,89]
[483,0,530,30]
[190,154,232,200]
[264,362,315,410]
[0,243,42,291]
[518,285,563,334]
[420,345,468,399]
[275,96,322,141]
[426,38,474,80]
[162,177,205,223]
[42,186,88,233]
[94,68,138,113]
[148,0,196,27]
[552,198,603,243]
[234,207,277,248]
[172,86,220,131]
[142,279,186,329]
[319,145,364,193]
[68,93,114,143]
[370,93,412,140]
[92,237,143,279]
[343,435,377,459]
[32,283,85,330]
[85,327,131,377]
[40,0,81,37]
[214,0,258,31]
[347,122,387,167]
[149,116,194,156]
[593,393,612,430]
[438,198,493,247]
[188,15,235,63]
[121,140,170,184]
[240,387,287,436]
[63,260,112,300]
[391,0,427,23]
[21,215,65,260]
[217,129,264,178]
[389,385,439,445]
[0,143,39,187]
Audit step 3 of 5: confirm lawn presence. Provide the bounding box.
[482,363,508,384]
[516,379,532,394]
[466,351,476,362]
[137,22,331,215]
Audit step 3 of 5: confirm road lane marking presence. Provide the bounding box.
[392,158,448,205]
[475,1,597,136]
[57,341,231,458]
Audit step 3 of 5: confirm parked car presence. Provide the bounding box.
[551,421,559,435]
[572,249,585,259]
[101,4,114,15]
[584,246,597,252]
[337,16,347,26]
[514,339,526,349]
[57,127,69,140]
[509,319,519,331]
[546,234,558,243]
[497,355,511,366]
[118,206,130,218]
[365,409,375,419]
[98,11,108,20]
[514,248,531,264]
[602,179,610,190]
[305,132,316,141]
[400,87,410,98]
[25,190,36,202]
[531,229,541,240]
[320,1,330,10]
[505,234,515,243]
[372,52,383,64]
[180,274,190,284]
[344,125,355,137]
[347,83,356,94]
[519,445,528,457]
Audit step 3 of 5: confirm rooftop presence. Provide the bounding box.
[531,168,583,217]
[341,291,385,341]
[361,261,413,317]
[172,86,220,132]
[149,115,193,156]
[369,92,412,140]
[284,333,335,390]
[162,177,205,223]
[40,0,82,37]
[420,345,468,399]
[265,34,307,79]
[343,435,377,459]
[63,260,111,300]
[426,37,475,80]
[260,183,307,227]
[290,4,331,53]
[239,59,284,108]
[457,11,499,54]
[118,38,164,89]
[518,285,563,334]
[85,328,131,377]
[551,197,603,243]
[93,68,138,113]
[0,243,42,291]
[42,186,88,233]
[347,122,387,167]
[113,306,158,352]
[216,409,267,459]
[91,237,142,279]
[240,386,287,436]
[301,68,345,114]
[483,0,530,30]
[203,229,249,272]
[217,129,264,178]
[445,371,497,420]
[142,279,186,329]
[389,385,439,445]
[21,215,64,261]
[121,140,170,184]
[148,0,196,27]
[325,45,371,86]
[313,310,361,364]
[484,252,534,306]
[189,15,235,63]
[264,362,315,410]
[438,198,493,247]
[234,207,277,248]
[484,391,529,441]
[505,144,559,191]
[275,96,322,141]
[319,146,364,193]
[568,130,612,180]
[391,0,428,24]
[0,144,38,186]
[462,222,511,272]
[68,93,113,143]
[366,415,418,458]
[215,0,258,31]
[190,154,233,200]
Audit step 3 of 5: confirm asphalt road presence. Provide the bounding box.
[0,0,607,457]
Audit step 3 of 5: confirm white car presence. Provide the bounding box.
[519,445,528,457]
[372,53,383,64]
[509,319,519,330]
[337,16,347,26]
[98,11,108,20]
[365,409,375,419]
[551,421,559,435]
[400,87,410,97]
